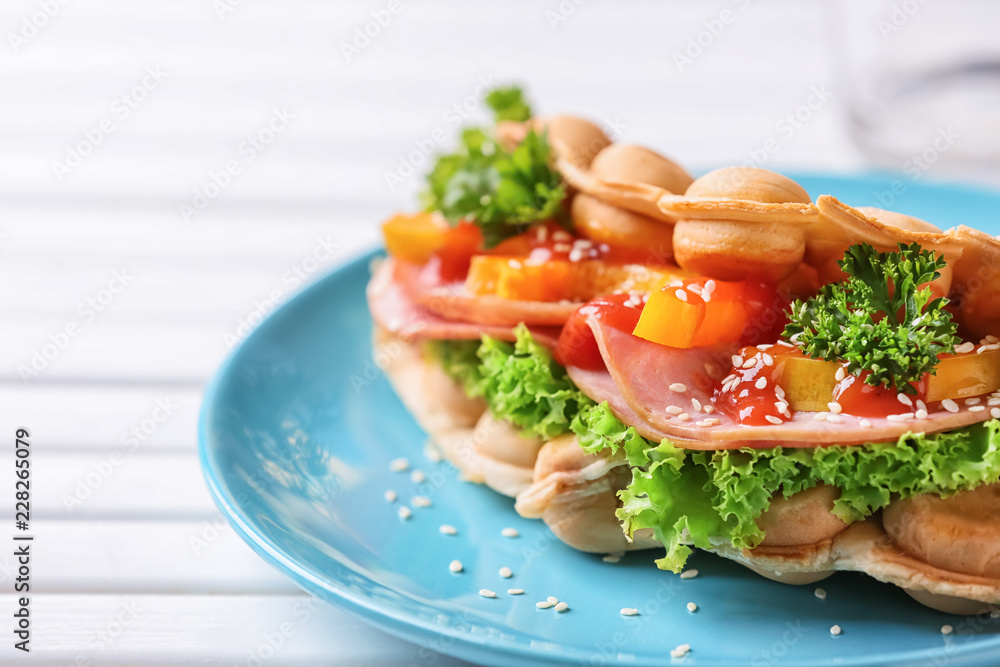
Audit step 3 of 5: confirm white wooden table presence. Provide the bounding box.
[0,1,988,664]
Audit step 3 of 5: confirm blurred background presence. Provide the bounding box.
[1,0,998,664]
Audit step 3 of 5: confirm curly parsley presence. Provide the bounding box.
[420,86,567,248]
[783,242,959,394]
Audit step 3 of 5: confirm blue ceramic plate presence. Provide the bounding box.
[201,174,1000,666]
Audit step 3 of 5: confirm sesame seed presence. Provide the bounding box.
[412,496,432,508]
[970,405,987,412]
[828,402,842,414]
[830,625,842,636]
[966,397,983,406]
[536,601,554,609]
[508,588,524,595]
[507,259,522,270]
[501,527,519,538]
[668,279,684,288]
[670,644,691,659]
[686,602,698,612]
[390,458,410,472]
[942,624,954,635]
[813,412,828,422]
[992,408,1000,419]
[439,524,457,535]
[704,279,716,296]
[723,373,737,384]
[553,243,572,252]
[956,341,975,354]
[568,248,585,262]
[886,414,906,422]
[554,602,569,612]
[777,340,795,347]
[826,414,843,423]
[742,358,757,369]
[765,415,783,425]
[989,398,1000,406]
[979,344,1000,353]
[691,398,702,411]
[815,588,827,600]
[384,490,397,503]
[755,377,767,390]
[449,560,463,573]
[897,393,913,406]
[987,335,999,344]
[915,409,928,419]
[666,406,684,415]
[678,413,691,422]
[499,567,513,578]
[762,353,774,366]
[775,385,786,399]
[942,399,960,413]
[479,589,497,599]
[670,383,688,393]
[703,405,715,414]
[620,608,639,616]
[547,596,559,604]
[398,506,412,520]
[731,355,743,367]
[916,399,927,412]
[675,289,688,302]
[835,367,846,382]
[553,230,571,241]
[425,447,442,463]
[860,419,872,427]
[411,470,426,483]
[680,569,699,579]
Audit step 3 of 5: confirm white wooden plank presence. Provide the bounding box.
[0,385,201,449]
[2,385,200,449]
[0,520,297,595]
[0,594,474,666]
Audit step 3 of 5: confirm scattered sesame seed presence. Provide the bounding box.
[691,398,702,411]
[508,259,522,270]
[970,405,987,413]
[828,401,842,414]
[830,625,842,636]
[731,355,743,367]
[508,588,524,595]
[826,413,843,424]
[723,373,737,384]
[755,377,768,390]
[389,458,410,472]
[966,397,983,406]
[860,419,872,427]
[398,506,412,520]
[761,353,774,366]
[553,243,572,253]
[777,340,795,347]
[813,412,828,422]
[670,644,691,659]
[448,561,464,574]
[916,399,927,412]
[886,414,906,422]
[384,490,397,503]
[686,602,698,612]
[835,367,846,382]
[987,335,999,344]
[765,415,783,425]
[670,383,688,393]
[568,248,585,262]
[897,393,913,406]
[992,408,1000,419]
[680,569,699,579]
[980,344,1000,353]
[666,406,684,415]
[989,398,1000,406]
[439,524,457,535]
[915,409,928,419]
[815,588,827,600]
[501,527,519,538]
[553,230,571,242]
[942,399,960,413]
[411,470,426,483]
[536,601,554,609]
[775,385,786,399]
[942,624,954,635]
[425,447,442,463]
[547,596,559,604]
[678,413,691,422]
[742,358,757,369]
[499,567,513,578]
[675,289,688,302]
[479,589,497,599]
[554,602,569,612]
[956,341,975,354]
[620,608,639,616]
[411,496,432,508]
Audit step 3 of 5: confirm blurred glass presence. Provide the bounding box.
[836,0,1000,179]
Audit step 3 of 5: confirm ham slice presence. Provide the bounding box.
[392,260,579,326]
[570,315,993,449]
[367,259,560,348]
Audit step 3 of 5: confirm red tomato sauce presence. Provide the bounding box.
[555,293,644,370]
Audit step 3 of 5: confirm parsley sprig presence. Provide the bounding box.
[783,242,959,394]
[420,86,567,248]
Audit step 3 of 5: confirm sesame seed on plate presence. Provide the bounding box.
[499,567,513,578]
[675,289,688,302]
[547,596,559,604]
[411,470,426,483]
[686,602,698,612]
[425,447,442,463]
[439,524,457,535]
[666,406,684,415]
[815,588,827,600]
[765,415,783,425]
[670,644,691,659]
[398,506,412,520]
[680,569,699,579]
[620,608,639,616]
[942,625,954,635]
[508,588,524,595]
[670,383,688,393]
[942,398,960,413]
[389,457,409,472]
[956,341,975,354]
[830,625,842,636]
[536,601,554,609]
[384,490,397,503]
[411,496,432,508]
[501,527,520,538]
[479,589,497,599]
[755,377,767,390]
[449,560,463,573]
[970,405,987,412]
[554,602,569,612]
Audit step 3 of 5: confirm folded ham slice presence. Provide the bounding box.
[568,314,993,449]
[367,259,561,348]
